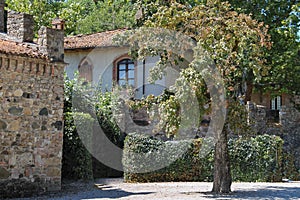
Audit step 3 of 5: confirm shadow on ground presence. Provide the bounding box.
[232,186,300,199]
[70,188,153,200]
[9,180,300,200]
[8,181,153,200]
[53,182,153,200]
[193,185,300,199]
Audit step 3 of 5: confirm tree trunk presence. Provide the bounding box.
[244,81,253,102]
[212,127,232,194]
[244,71,254,102]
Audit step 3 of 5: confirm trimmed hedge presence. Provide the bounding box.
[229,134,283,182]
[123,133,214,182]
[123,133,284,182]
[62,112,94,180]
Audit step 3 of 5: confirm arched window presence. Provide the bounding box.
[78,57,93,82]
[114,57,135,86]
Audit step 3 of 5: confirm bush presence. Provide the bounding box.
[62,112,94,180]
[123,133,214,182]
[282,153,300,181]
[95,91,124,148]
[123,133,284,182]
[63,74,124,179]
[229,134,283,182]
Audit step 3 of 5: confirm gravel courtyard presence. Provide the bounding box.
[10,178,300,200]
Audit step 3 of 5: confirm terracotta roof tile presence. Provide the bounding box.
[64,29,127,50]
[0,37,47,60]
[0,29,127,58]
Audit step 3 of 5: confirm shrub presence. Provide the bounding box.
[63,74,124,179]
[229,134,283,182]
[282,153,300,181]
[123,133,284,182]
[123,133,214,182]
[94,91,124,148]
[62,112,94,180]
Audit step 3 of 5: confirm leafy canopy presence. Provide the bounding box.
[5,0,95,35]
[121,0,271,136]
[225,0,300,95]
[77,0,136,34]
[5,0,137,35]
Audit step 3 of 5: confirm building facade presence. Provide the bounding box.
[64,30,179,98]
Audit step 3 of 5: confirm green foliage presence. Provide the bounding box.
[229,134,283,182]
[6,0,59,33]
[156,96,180,137]
[63,73,124,179]
[62,112,94,180]
[63,73,95,180]
[142,0,270,93]
[64,73,96,114]
[225,0,300,95]
[64,72,123,145]
[60,0,97,35]
[120,0,271,137]
[127,91,180,136]
[77,0,136,34]
[227,100,253,136]
[95,89,123,147]
[126,69,210,137]
[282,153,300,181]
[135,0,208,26]
[123,133,286,182]
[123,133,214,182]
[5,0,97,35]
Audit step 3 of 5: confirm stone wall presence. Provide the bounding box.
[7,11,34,42]
[251,92,294,110]
[247,99,300,130]
[38,27,64,62]
[279,106,300,128]
[0,54,65,198]
[246,101,267,133]
[247,100,300,174]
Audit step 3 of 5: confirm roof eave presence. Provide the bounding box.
[64,45,129,52]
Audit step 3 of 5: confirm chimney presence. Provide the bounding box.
[0,0,5,33]
[51,18,65,30]
[7,11,34,42]
[38,18,64,62]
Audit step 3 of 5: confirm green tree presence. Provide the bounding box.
[6,0,59,32]
[5,0,95,35]
[76,0,136,34]
[225,0,300,97]
[60,0,97,35]
[122,0,270,193]
[135,0,207,26]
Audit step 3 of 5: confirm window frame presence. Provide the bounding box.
[113,55,136,87]
[270,95,282,110]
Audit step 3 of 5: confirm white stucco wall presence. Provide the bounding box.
[64,47,129,91]
[64,47,177,98]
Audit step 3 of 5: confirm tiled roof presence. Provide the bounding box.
[0,29,127,58]
[64,29,127,50]
[0,36,47,60]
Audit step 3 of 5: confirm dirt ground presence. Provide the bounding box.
[10,178,300,200]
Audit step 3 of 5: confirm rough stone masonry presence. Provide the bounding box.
[0,1,65,198]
